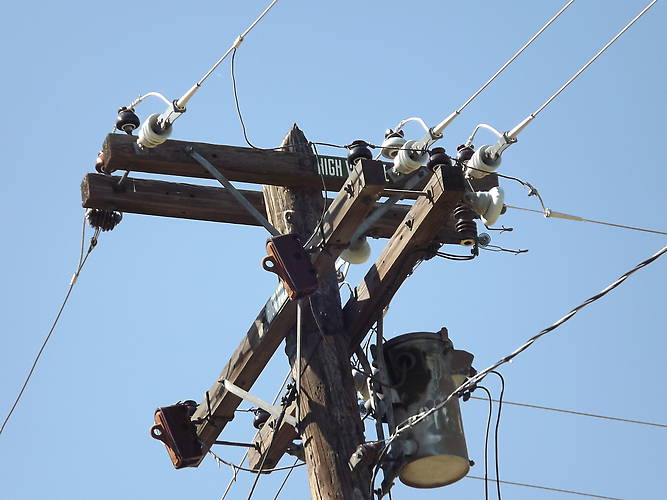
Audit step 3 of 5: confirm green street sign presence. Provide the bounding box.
[316,155,391,178]
[316,155,352,178]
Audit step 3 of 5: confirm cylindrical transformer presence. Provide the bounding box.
[383,330,473,489]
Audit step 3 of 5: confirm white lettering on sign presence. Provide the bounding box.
[317,156,352,178]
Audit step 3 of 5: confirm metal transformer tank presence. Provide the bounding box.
[383,329,474,488]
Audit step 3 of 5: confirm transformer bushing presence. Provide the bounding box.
[383,330,474,489]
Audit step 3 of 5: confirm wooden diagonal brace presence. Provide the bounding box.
[189,159,387,464]
[246,163,465,470]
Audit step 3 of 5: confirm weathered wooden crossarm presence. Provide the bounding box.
[246,164,466,470]
[342,164,466,349]
[98,134,498,198]
[100,133,352,191]
[189,159,388,464]
[81,173,415,239]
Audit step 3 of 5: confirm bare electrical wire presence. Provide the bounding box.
[532,0,657,120]
[503,0,658,140]
[505,204,667,236]
[0,215,100,436]
[158,0,282,126]
[468,395,667,429]
[455,0,577,116]
[371,245,667,491]
[465,475,622,500]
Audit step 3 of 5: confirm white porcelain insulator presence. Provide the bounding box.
[464,186,505,226]
[465,145,502,179]
[392,140,426,175]
[380,135,407,160]
[137,113,172,149]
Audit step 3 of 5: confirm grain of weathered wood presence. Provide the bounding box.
[102,133,343,190]
[258,125,370,500]
[80,174,472,243]
[188,129,387,481]
[100,133,497,198]
[244,163,467,472]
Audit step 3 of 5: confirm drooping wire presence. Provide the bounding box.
[157,0,282,126]
[219,371,291,499]
[231,47,263,150]
[196,0,280,89]
[458,159,547,213]
[490,371,505,500]
[209,449,304,474]
[370,245,667,488]
[434,250,476,261]
[476,386,494,500]
[468,395,667,429]
[0,214,100,436]
[465,475,622,500]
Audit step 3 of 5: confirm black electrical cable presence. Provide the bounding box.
[490,371,505,500]
[434,250,476,261]
[372,245,667,490]
[0,218,100,437]
[246,386,294,500]
[271,457,300,499]
[230,47,281,152]
[209,450,304,474]
[476,386,494,500]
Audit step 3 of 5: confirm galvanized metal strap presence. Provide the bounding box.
[186,146,280,237]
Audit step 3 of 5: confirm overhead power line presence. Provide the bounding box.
[469,395,667,429]
[456,0,576,116]
[505,0,658,140]
[466,475,622,500]
[506,205,667,236]
[531,0,658,120]
[383,245,667,465]
[1,215,100,437]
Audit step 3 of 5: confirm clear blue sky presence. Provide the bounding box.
[1,1,665,499]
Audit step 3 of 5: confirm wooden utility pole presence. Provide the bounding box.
[83,127,489,498]
[261,125,369,499]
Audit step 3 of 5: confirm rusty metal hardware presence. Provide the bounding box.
[262,233,318,300]
[150,400,203,469]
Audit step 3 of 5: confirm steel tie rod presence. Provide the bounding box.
[186,147,280,237]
